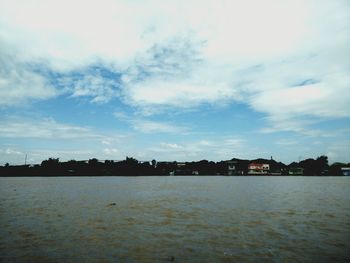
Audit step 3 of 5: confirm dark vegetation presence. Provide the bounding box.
[0,155,348,176]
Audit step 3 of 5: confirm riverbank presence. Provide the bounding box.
[1,155,349,176]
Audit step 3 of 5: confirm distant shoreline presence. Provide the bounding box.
[1,156,349,177]
[0,174,346,177]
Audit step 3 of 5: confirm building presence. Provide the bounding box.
[176,162,186,167]
[341,167,350,176]
[248,163,270,175]
[227,160,237,175]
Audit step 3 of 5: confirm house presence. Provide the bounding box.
[248,163,270,175]
[227,160,237,175]
[341,167,350,176]
[176,162,186,167]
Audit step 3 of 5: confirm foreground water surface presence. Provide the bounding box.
[0,176,349,262]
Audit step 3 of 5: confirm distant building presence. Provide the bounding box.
[248,163,269,175]
[227,160,237,175]
[288,167,304,176]
[172,162,190,175]
[341,167,350,176]
[176,162,186,167]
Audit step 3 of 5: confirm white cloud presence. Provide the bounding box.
[1,148,23,155]
[0,148,25,165]
[149,137,245,161]
[113,110,190,134]
[159,143,183,150]
[99,134,129,147]
[0,117,132,162]
[0,147,94,165]
[0,46,57,106]
[28,149,95,164]
[113,111,129,120]
[131,119,188,134]
[125,80,236,108]
[69,75,119,103]
[275,139,299,146]
[327,140,350,164]
[0,141,129,164]
[115,0,350,125]
[0,117,99,139]
[0,0,349,137]
[103,148,120,155]
[224,138,244,148]
[101,140,111,145]
[0,0,205,71]
[1,1,345,76]
[248,53,350,133]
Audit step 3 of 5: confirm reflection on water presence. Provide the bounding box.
[0,176,350,262]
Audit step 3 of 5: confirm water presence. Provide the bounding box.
[0,176,349,262]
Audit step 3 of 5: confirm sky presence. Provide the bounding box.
[0,0,349,165]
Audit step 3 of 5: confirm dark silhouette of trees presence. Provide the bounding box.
[151,159,157,168]
[88,158,98,166]
[298,155,329,176]
[0,155,347,177]
[329,162,347,176]
[41,158,59,168]
[40,158,62,176]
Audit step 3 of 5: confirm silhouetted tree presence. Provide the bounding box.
[41,158,59,168]
[329,162,345,176]
[299,156,329,176]
[316,155,328,174]
[0,154,345,177]
[88,158,99,166]
[151,159,157,168]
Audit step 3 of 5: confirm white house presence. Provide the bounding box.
[248,163,270,175]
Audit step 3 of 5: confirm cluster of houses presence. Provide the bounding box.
[227,160,298,176]
[199,160,348,176]
[168,159,338,176]
[168,159,305,176]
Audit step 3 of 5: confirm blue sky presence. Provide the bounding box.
[0,0,349,165]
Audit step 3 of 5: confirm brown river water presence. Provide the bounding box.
[0,176,349,262]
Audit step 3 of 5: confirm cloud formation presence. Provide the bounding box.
[113,111,189,134]
[149,137,245,161]
[1,1,349,114]
[0,47,57,106]
[0,0,349,163]
[0,117,99,139]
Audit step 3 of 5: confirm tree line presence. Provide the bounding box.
[0,155,348,176]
